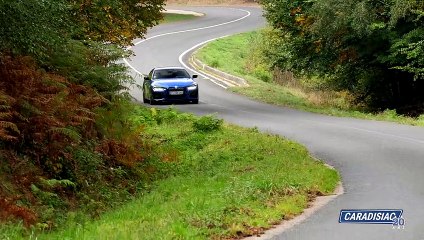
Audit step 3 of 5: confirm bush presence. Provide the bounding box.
[210,59,220,68]
[244,30,273,83]
[253,67,272,82]
[44,40,133,98]
[193,115,223,132]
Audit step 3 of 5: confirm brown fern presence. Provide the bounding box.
[0,55,106,174]
[0,196,37,227]
[0,92,19,142]
[0,54,147,228]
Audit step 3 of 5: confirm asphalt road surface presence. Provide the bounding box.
[125,6,424,240]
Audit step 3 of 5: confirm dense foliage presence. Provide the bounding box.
[70,0,163,46]
[261,0,424,114]
[0,0,164,232]
[0,0,163,56]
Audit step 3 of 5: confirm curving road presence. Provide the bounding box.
[125,7,424,240]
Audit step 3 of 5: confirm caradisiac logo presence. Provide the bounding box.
[339,209,405,228]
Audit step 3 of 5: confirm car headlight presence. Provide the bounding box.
[187,84,198,91]
[152,87,166,92]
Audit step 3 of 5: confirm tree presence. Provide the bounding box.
[69,0,164,46]
[260,0,424,113]
[0,0,165,56]
[0,0,69,56]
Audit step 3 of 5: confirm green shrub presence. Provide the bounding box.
[253,67,272,82]
[149,108,194,125]
[380,109,399,119]
[193,115,223,132]
[210,59,220,68]
[153,108,179,124]
[45,40,133,98]
[73,147,103,175]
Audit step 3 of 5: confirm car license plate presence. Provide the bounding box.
[169,91,183,95]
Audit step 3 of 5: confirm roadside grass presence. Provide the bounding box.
[14,106,339,240]
[161,13,199,24]
[195,31,424,127]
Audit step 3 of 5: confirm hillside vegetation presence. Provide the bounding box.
[0,0,164,233]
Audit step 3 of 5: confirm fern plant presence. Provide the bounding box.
[0,92,19,142]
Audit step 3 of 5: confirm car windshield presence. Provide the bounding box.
[153,69,190,79]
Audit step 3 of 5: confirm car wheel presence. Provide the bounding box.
[192,99,199,104]
[150,99,157,105]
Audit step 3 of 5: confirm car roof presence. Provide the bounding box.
[153,67,186,71]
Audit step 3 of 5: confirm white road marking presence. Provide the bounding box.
[123,8,251,88]
[130,8,250,47]
[178,36,231,89]
[123,58,143,75]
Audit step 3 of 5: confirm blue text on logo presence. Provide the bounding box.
[339,209,403,224]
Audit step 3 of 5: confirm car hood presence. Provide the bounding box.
[152,79,195,88]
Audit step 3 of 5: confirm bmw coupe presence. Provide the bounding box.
[142,67,199,104]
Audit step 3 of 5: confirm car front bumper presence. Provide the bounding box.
[151,88,198,102]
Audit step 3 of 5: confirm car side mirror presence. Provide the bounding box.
[192,74,198,79]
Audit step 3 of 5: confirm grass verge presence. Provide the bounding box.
[195,31,424,126]
[161,13,199,24]
[3,106,339,239]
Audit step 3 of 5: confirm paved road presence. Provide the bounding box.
[126,6,424,240]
